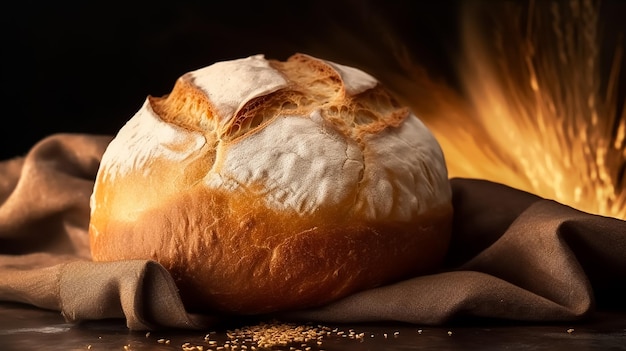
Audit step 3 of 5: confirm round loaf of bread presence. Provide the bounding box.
[89,53,453,315]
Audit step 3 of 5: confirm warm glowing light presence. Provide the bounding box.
[388,0,625,219]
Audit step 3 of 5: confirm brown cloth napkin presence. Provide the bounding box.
[1,133,625,330]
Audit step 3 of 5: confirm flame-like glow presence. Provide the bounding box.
[385,0,625,219]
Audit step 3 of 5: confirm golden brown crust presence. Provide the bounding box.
[90,182,452,314]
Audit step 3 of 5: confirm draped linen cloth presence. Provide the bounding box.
[1,133,624,330]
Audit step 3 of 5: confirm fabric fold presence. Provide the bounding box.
[279,270,585,325]
[59,260,215,330]
[0,133,112,258]
[460,200,597,317]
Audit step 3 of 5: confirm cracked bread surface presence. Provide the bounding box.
[89,53,453,314]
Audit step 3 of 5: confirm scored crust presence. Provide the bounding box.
[89,53,453,314]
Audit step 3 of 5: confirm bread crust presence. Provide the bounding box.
[89,53,453,314]
[90,185,452,314]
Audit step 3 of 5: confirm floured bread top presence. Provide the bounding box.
[92,53,451,224]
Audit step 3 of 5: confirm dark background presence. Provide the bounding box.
[0,0,463,160]
[1,0,624,160]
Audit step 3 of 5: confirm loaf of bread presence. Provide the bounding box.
[89,53,453,314]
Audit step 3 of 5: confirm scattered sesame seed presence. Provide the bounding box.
[178,320,376,351]
[447,331,453,336]
[182,342,205,351]
[567,328,575,334]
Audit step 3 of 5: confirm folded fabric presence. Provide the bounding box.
[1,133,625,330]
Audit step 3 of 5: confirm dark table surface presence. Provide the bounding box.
[1,302,625,351]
